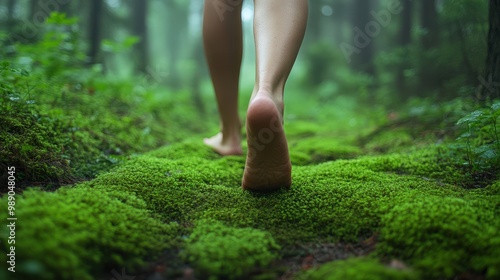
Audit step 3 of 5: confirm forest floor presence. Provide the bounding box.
[1,93,500,280]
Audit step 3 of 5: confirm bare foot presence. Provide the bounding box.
[204,132,243,156]
[242,92,292,191]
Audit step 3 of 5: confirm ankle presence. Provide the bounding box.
[254,90,284,117]
[221,128,241,143]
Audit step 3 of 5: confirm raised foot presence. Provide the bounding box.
[242,93,291,191]
[203,132,243,156]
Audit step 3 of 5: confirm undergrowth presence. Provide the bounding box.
[0,13,212,189]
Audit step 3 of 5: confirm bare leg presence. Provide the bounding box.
[242,0,308,191]
[202,0,243,156]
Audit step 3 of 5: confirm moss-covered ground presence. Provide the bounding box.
[1,93,499,280]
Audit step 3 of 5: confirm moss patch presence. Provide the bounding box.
[301,258,418,280]
[3,133,500,279]
[377,195,500,279]
[181,219,280,279]
[0,187,179,280]
[289,136,361,164]
[81,139,500,278]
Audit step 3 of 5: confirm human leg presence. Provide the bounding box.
[242,0,308,191]
[202,0,243,155]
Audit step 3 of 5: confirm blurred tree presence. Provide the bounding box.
[87,0,103,65]
[59,1,73,16]
[304,0,330,87]
[130,0,149,74]
[480,0,500,100]
[397,0,413,98]
[165,0,189,89]
[350,0,375,75]
[418,0,439,95]
[5,0,16,31]
[331,0,348,44]
[420,0,439,49]
[6,0,15,19]
[307,0,322,42]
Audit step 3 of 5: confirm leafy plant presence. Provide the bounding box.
[1,12,214,188]
[453,101,500,182]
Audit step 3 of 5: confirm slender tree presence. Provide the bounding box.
[350,0,375,75]
[479,0,500,100]
[6,0,16,31]
[397,0,413,98]
[164,1,189,88]
[420,0,439,49]
[7,0,15,19]
[131,0,149,74]
[418,0,439,96]
[87,0,103,65]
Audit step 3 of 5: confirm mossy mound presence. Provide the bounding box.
[83,139,500,278]
[378,195,500,279]
[301,258,418,280]
[145,138,222,161]
[0,111,71,186]
[87,143,468,243]
[362,128,414,153]
[289,136,361,164]
[0,187,179,280]
[181,219,280,279]
[2,136,500,279]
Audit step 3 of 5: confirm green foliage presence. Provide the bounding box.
[181,219,280,279]
[102,36,140,53]
[450,101,500,183]
[0,187,179,280]
[300,258,418,280]
[0,109,71,184]
[375,0,488,102]
[14,12,85,81]
[0,12,212,184]
[0,62,71,184]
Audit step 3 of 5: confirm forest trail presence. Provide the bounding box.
[2,114,499,280]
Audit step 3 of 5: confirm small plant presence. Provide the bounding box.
[453,101,500,183]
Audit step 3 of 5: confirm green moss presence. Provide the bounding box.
[288,150,312,166]
[301,258,418,280]
[351,147,468,185]
[289,136,361,164]
[377,195,500,279]
[285,120,321,137]
[181,219,280,279]
[485,179,500,194]
[5,134,498,279]
[0,187,179,280]
[363,129,414,153]
[0,112,71,183]
[145,138,222,161]
[88,143,467,244]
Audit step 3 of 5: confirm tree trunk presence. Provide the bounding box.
[131,0,149,74]
[350,0,375,75]
[6,0,16,31]
[332,1,347,44]
[87,0,103,65]
[397,0,413,99]
[165,1,189,89]
[59,1,73,16]
[418,0,439,96]
[420,0,439,49]
[479,0,500,100]
[7,0,15,19]
[307,0,321,43]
